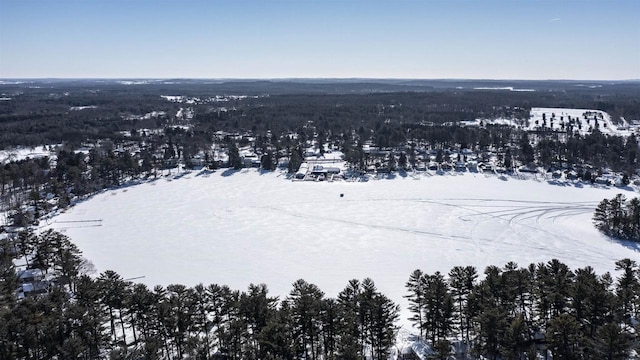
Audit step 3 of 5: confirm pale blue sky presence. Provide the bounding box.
[1,0,639,80]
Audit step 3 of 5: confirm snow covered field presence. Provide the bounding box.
[45,170,640,325]
[528,107,632,136]
[0,145,57,164]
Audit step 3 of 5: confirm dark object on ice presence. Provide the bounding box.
[340,193,344,197]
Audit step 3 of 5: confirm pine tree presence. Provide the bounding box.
[592,322,634,360]
[360,278,378,355]
[336,278,398,360]
[368,292,399,360]
[165,284,198,358]
[624,134,638,172]
[546,313,585,360]
[207,284,234,356]
[260,299,295,359]
[387,153,397,172]
[624,197,640,239]
[614,259,639,325]
[468,266,511,359]
[610,194,627,238]
[423,272,454,344]
[534,263,553,323]
[501,315,530,360]
[192,283,213,359]
[405,269,427,338]
[398,152,408,170]
[97,270,130,345]
[474,306,509,360]
[337,279,362,359]
[227,142,243,170]
[500,261,522,316]
[519,133,535,164]
[0,241,17,310]
[220,288,245,360]
[504,148,513,170]
[288,146,303,173]
[239,283,276,359]
[571,267,596,334]
[49,232,82,292]
[546,259,574,317]
[448,266,477,348]
[74,275,109,359]
[288,279,325,360]
[320,298,339,359]
[31,230,57,274]
[127,283,154,347]
[260,150,276,171]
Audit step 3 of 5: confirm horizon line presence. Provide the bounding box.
[1,77,639,82]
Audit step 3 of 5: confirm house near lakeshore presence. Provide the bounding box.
[16,268,51,299]
[310,165,341,176]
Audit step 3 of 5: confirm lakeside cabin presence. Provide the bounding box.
[309,165,342,180]
[16,268,50,299]
[310,165,341,176]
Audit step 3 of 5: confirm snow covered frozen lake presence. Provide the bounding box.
[46,170,640,323]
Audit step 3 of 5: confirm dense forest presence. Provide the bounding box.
[0,230,638,359]
[1,79,640,149]
[1,80,640,359]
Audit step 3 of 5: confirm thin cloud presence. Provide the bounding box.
[549,18,561,22]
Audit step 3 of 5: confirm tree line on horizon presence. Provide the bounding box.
[2,82,640,149]
[0,230,638,359]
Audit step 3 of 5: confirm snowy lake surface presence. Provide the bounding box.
[46,170,640,324]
